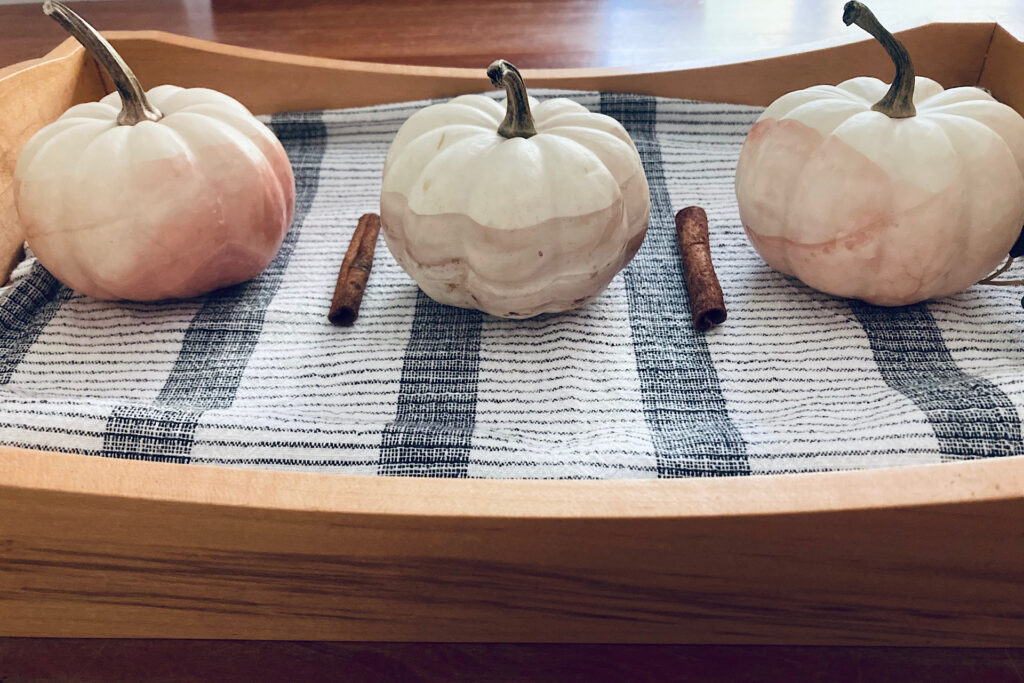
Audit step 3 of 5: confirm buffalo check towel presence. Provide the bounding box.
[2,90,1024,479]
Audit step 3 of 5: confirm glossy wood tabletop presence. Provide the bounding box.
[1,0,1023,70]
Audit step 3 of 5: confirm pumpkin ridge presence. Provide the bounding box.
[828,112,957,192]
[460,237,631,314]
[443,100,505,123]
[137,84,184,109]
[15,120,111,181]
[384,119,497,174]
[445,94,506,121]
[164,105,260,128]
[386,194,638,314]
[533,130,631,188]
[388,125,494,181]
[409,120,498,140]
[923,101,1015,119]
[527,134,621,224]
[141,85,191,112]
[530,98,591,124]
[407,133,620,230]
[159,110,265,157]
[781,100,870,138]
[147,86,253,118]
[73,124,132,182]
[58,101,121,122]
[827,83,882,104]
[402,132,504,214]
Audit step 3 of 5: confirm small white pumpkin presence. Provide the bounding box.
[15,1,295,301]
[380,60,650,318]
[735,1,1024,306]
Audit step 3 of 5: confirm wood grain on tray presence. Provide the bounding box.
[3,447,1024,643]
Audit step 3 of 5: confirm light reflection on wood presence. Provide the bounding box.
[0,0,1022,69]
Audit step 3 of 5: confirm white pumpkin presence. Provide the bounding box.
[15,1,294,301]
[735,1,1024,306]
[380,60,650,318]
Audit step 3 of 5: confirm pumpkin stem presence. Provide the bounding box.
[487,60,537,139]
[843,1,916,118]
[44,0,162,125]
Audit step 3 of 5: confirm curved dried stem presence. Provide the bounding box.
[843,1,916,118]
[44,0,162,125]
[487,59,537,139]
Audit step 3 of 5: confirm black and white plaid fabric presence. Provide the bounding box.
[2,91,1023,478]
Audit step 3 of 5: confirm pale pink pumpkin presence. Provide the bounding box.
[14,2,295,301]
[380,60,650,319]
[735,2,1024,306]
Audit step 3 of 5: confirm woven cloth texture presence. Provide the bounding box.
[2,91,1023,478]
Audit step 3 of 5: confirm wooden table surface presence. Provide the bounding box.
[3,0,1024,680]
[1,0,1023,70]
[2,640,1024,682]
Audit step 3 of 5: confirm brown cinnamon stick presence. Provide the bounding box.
[675,206,727,331]
[328,213,381,326]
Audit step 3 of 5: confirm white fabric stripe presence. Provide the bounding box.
[6,293,199,402]
[470,275,657,479]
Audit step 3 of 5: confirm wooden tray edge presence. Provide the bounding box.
[2,445,1022,519]
[3,444,1022,644]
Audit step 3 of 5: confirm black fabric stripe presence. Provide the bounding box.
[379,291,482,477]
[100,113,328,463]
[850,301,1024,460]
[0,262,72,384]
[600,93,750,477]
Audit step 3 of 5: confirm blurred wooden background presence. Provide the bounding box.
[1,0,1023,69]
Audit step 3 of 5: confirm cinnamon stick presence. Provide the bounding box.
[675,206,727,331]
[328,213,381,326]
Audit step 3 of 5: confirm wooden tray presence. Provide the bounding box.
[1,23,1023,646]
